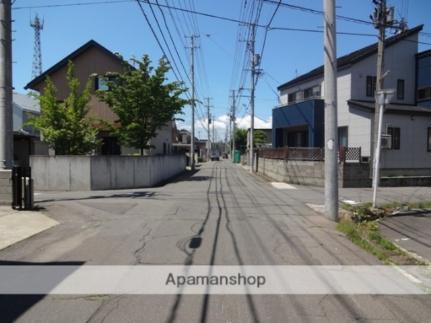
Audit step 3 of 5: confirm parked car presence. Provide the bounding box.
[210,152,220,161]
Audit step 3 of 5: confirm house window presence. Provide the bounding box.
[94,76,109,91]
[338,126,348,148]
[312,85,321,97]
[304,87,313,99]
[397,79,405,100]
[418,87,431,100]
[428,128,431,152]
[366,76,376,97]
[288,92,296,103]
[387,127,400,150]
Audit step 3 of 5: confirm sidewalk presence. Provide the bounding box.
[0,206,58,251]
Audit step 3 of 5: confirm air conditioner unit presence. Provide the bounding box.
[381,134,392,149]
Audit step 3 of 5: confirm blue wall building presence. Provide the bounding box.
[272,99,324,148]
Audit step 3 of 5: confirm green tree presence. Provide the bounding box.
[28,61,100,155]
[97,55,189,156]
[234,128,248,153]
[254,130,267,147]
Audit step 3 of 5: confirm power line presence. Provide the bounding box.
[153,0,191,83]
[145,0,189,86]
[263,0,372,26]
[134,0,188,96]
[13,0,133,10]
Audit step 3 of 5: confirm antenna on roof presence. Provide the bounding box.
[30,14,44,78]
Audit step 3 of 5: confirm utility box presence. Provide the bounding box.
[233,150,241,163]
[12,166,34,210]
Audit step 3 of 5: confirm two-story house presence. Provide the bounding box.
[25,40,175,156]
[273,25,431,176]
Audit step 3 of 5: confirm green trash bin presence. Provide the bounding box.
[233,150,241,163]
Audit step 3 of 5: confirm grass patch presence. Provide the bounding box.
[337,219,425,265]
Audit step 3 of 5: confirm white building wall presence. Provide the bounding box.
[350,33,418,104]
[121,121,174,156]
[279,78,323,106]
[380,114,431,169]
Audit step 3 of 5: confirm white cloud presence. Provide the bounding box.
[177,114,272,140]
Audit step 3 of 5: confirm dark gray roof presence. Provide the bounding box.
[278,25,423,90]
[349,100,431,115]
[25,40,124,90]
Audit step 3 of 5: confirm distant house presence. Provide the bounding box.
[172,128,207,159]
[273,25,431,176]
[25,40,174,156]
[13,92,49,166]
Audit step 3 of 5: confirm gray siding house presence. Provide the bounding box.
[273,25,431,176]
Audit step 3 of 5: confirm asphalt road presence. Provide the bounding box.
[1,161,430,323]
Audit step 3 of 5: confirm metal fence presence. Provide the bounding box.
[258,146,362,163]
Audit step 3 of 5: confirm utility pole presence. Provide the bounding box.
[0,0,12,169]
[370,1,402,206]
[249,23,259,173]
[186,35,199,170]
[212,113,215,153]
[205,97,212,161]
[371,0,387,170]
[323,0,338,221]
[230,90,236,162]
[372,90,394,207]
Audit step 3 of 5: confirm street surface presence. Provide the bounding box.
[1,160,431,322]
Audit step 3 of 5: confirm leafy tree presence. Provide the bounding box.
[97,55,189,156]
[254,130,267,147]
[234,128,248,153]
[28,61,100,155]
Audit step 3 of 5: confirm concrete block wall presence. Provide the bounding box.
[257,158,331,186]
[90,155,186,190]
[257,157,371,188]
[0,170,12,205]
[341,163,371,188]
[31,155,186,191]
[30,156,92,191]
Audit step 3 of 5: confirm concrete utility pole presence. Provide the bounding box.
[187,35,199,170]
[205,97,212,161]
[323,0,338,221]
[230,89,236,161]
[212,113,215,153]
[249,23,258,173]
[0,0,12,169]
[371,0,387,169]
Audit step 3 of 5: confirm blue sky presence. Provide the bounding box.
[11,0,431,140]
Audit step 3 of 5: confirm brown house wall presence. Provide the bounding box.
[31,46,123,125]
